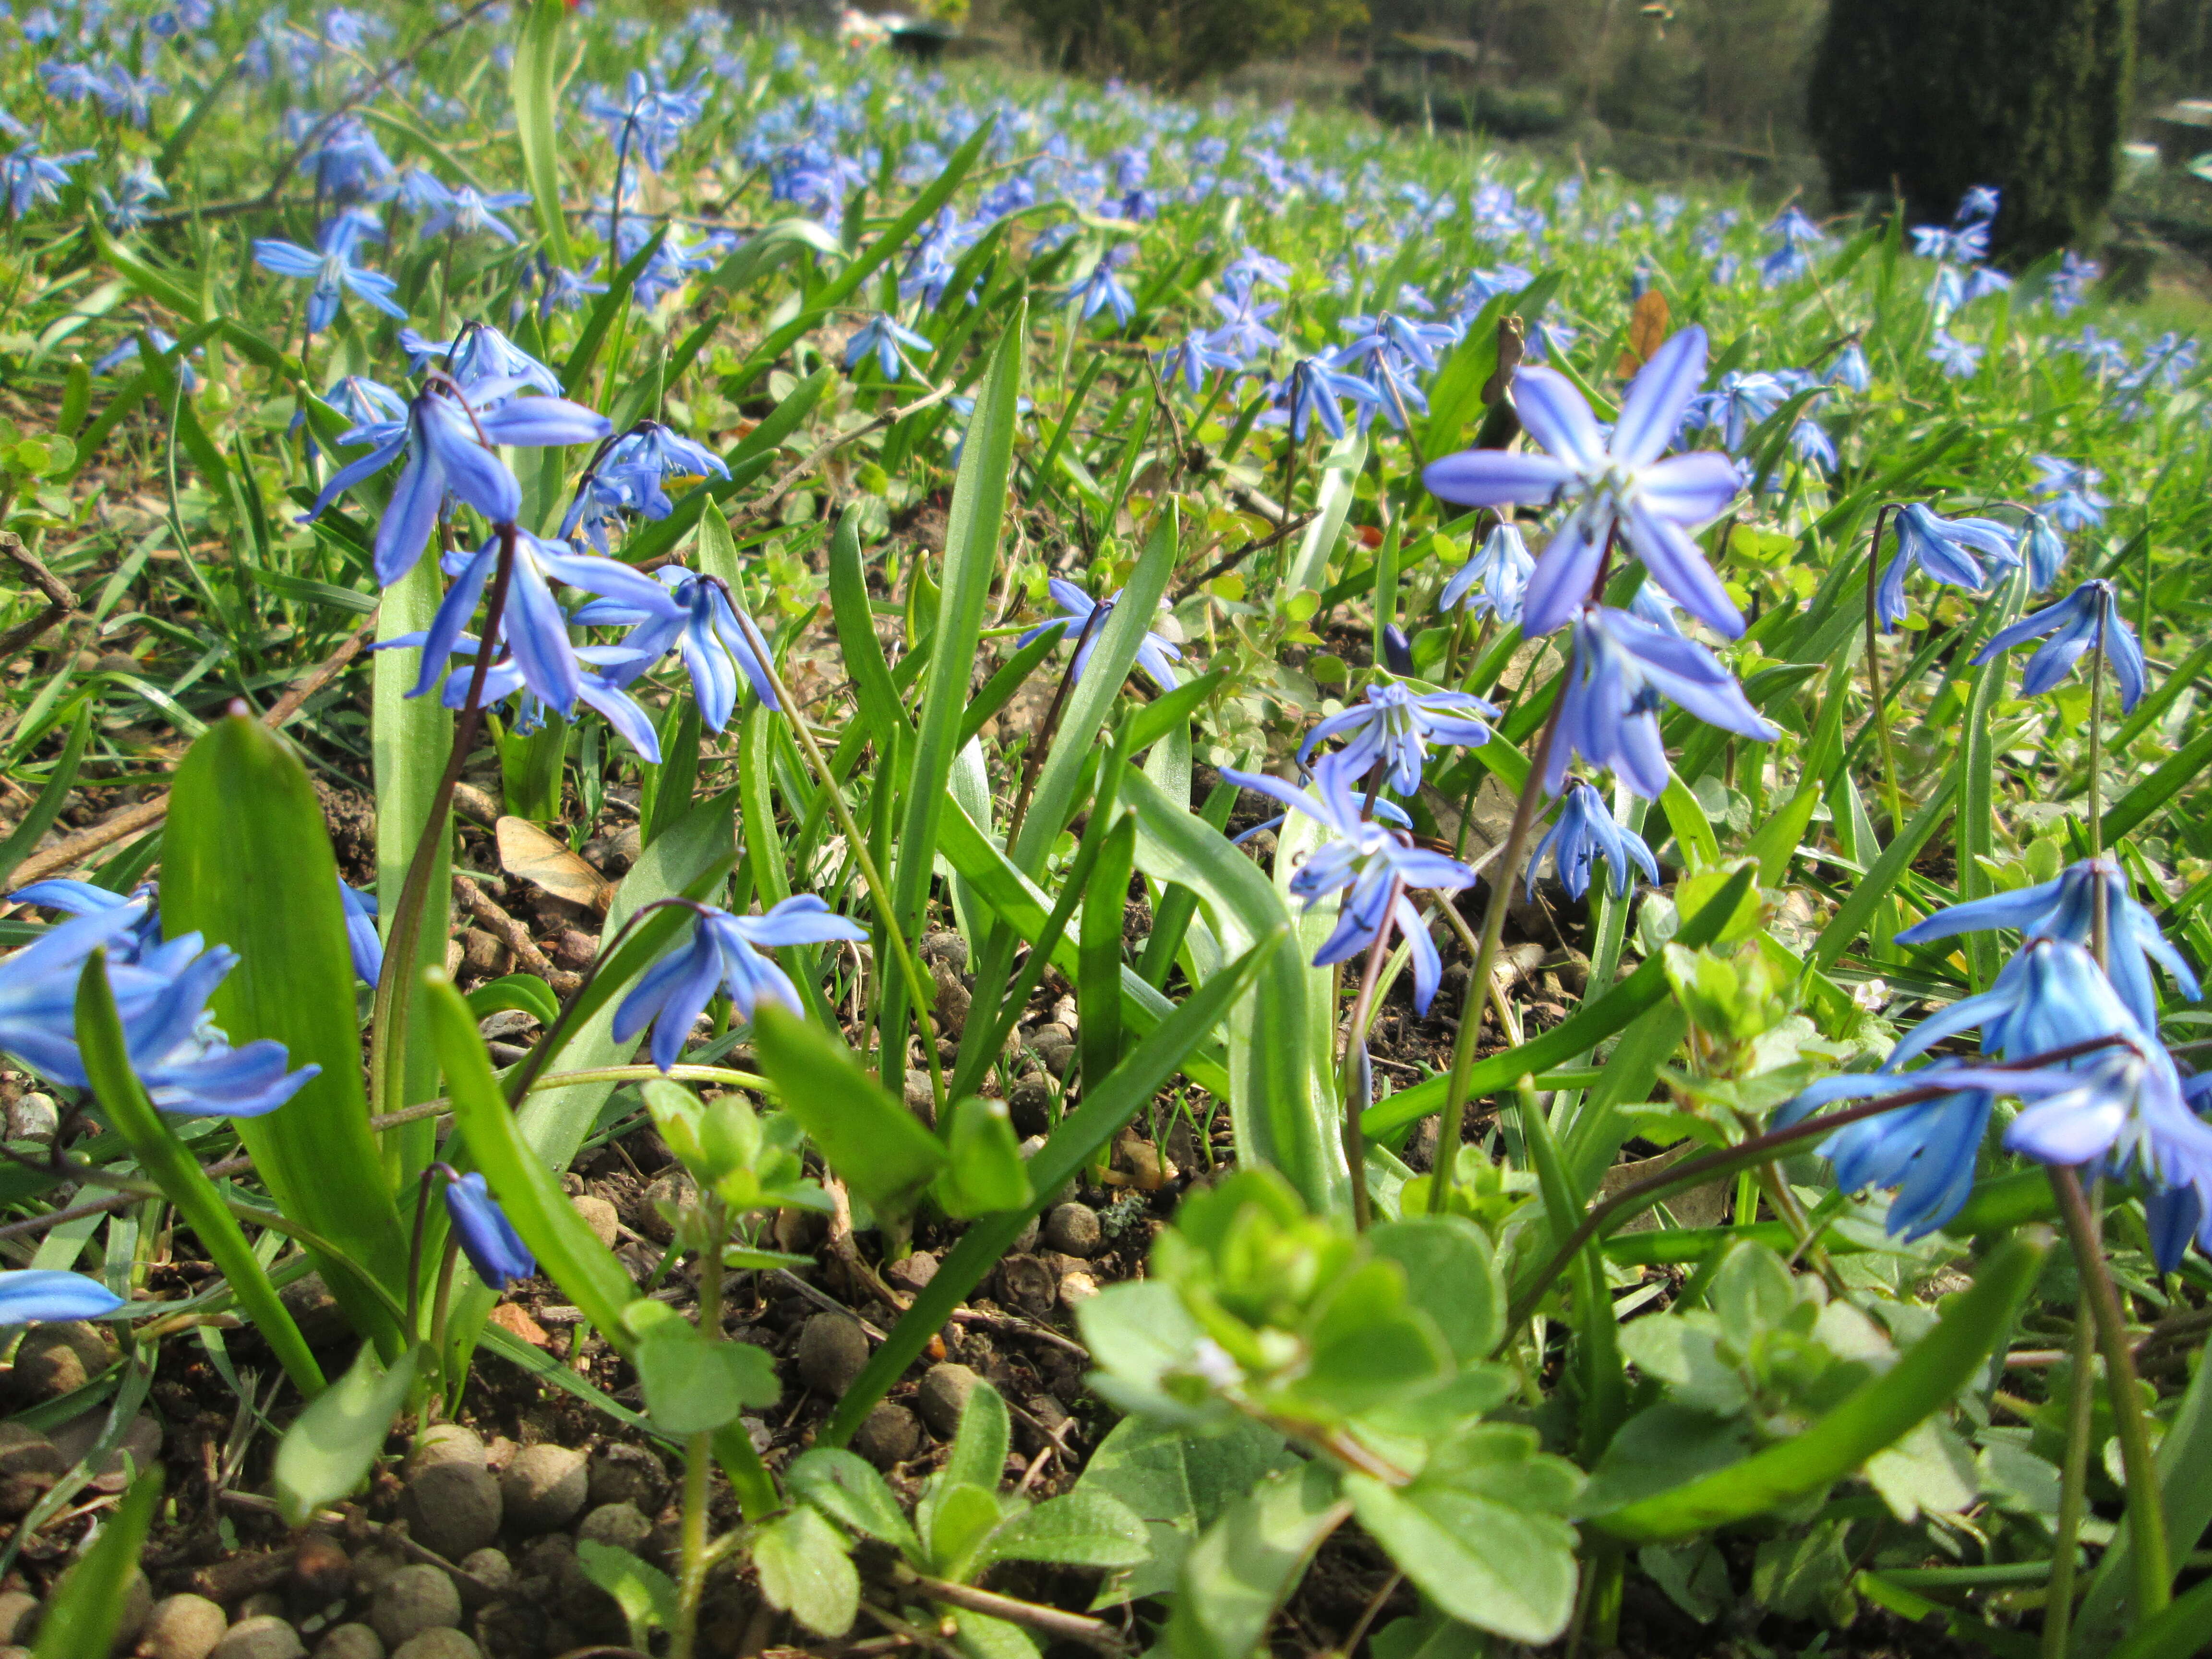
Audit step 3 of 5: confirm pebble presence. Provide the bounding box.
[116,1569,155,1652]
[919,929,969,971]
[586,1444,665,1513]
[235,1595,284,1624]
[310,1629,383,1659]
[1007,1076,1054,1137]
[577,1502,654,1553]
[0,1595,32,1647]
[6,1091,56,1141]
[499,1444,588,1534]
[885,1250,938,1293]
[4,1323,114,1400]
[901,1074,937,1126]
[794,1312,870,1397]
[0,1424,61,1517]
[369,1566,458,1651]
[276,1274,349,1347]
[397,1463,502,1560]
[138,1595,226,1659]
[388,1635,477,1659]
[571,1195,620,1248]
[914,1362,982,1437]
[997,1254,1057,1318]
[1043,1202,1102,1258]
[1058,1268,1100,1306]
[289,1536,352,1611]
[207,1618,304,1659]
[457,1550,511,1593]
[852,1403,922,1469]
[402,1425,485,1478]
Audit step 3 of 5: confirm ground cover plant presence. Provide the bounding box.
[0,3,2211,1656]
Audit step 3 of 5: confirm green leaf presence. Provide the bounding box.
[633,1325,780,1436]
[0,701,90,890]
[787,1448,922,1557]
[1166,1462,1347,1659]
[1346,1460,1580,1645]
[706,216,846,296]
[977,1491,1151,1572]
[560,227,667,392]
[162,714,408,1348]
[1810,771,1960,971]
[1080,812,1137,1094]
[934,1095,1033,1219]
[927,1482,1006,1581]
[828,509,910,742]
[509,0,574,267]
[1659,771,1721,870]
[73,952,326,1394]
[1076,1417,1296,1606]
[1587,1229,2049,1541]
[2102,723,2212,846]
[1126,670,1228,756]
[752,1003,946,1215]
[89,218,204,323]
[465,974,562,1025]
[576,1540,680,1648]
[2106,1576,2212,1659]
[1366,1216,1504,1365]
[273,1344,421,1524]
[755,1506,860,1636]
[945,1376,1010,1495]
[32,1467,160,1659]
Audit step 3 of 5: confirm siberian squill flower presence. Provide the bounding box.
[1068,253,1136,328]
[1925,330,1983,379]
[398,324,564,395]
[10,879,163,960]
[301,113,392,201]
[1016,580,1181,690]
[2016,510,2067,591]
[405,636,663,760]
[1789,419,1838,475]
[1204,285,1283,361]
[1825,344,1871,392]
[562,420,731,544]
[1297,682,1497,796]
[1528,778,1659,900]
[4,139,94,218]
[1874,502,2018,632]
[572,567,778,732]
[2031,456,2110,531]
[444,1171,535,1290]
[93,327,197,393]
[421,184,534,245]
[1897,854,2194,1035]
[1424,325,1745,638]
[1267,356,1380,442]
[302,376,612,586]
[843,313,935,381]
[1779,1059,2015,1240]
[0,1270,126,1323]
[1439,521,1534,624]
[618,899,869,1072]
[1970,577,2145,709]
[96,160,167,232]
[1161,333,1239,396]
[1217,753,1474,1012]
[252,226,406,334]
[1547,605,1777,798]
[1685,369,1785,454]
[338,883,381,985]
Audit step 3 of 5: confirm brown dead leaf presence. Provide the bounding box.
[496,816,613,912]
[487,1301,550,1347]
[1615,289,1672,376]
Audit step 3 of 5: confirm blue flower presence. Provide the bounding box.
[338,881,380,985]
[582,71,706,173]
[302,378,611,587]
[1160,333,1240,396]
[1548,605,1777,798]
[616,898,869,1072]
[1297,681,1497,797]
[1684,369,1786,453]
[1875,502,2018,632]
[1891,935,2141,1071]
[7,879,162,960]
[843,313,936,381]
[421,184,534,245]
[1068,255,1136,328]
[1337,312,1455,374]
[397,324,564,396]
[300,113,392,201]
[1216,752,1474,1013]
[1825,344,1871,392]
[536,259,609,320]
[1970,578,2145,710]
[1528,778,1659,900]
[1424,326,1746,638]
[0,1270,125,1323]
[92,325,198,392]
[571,567,778,732]
[96,160,168,232]
[560,421,732,548]
[1780,1059,2014,1241]
[1016,579,1182,690]
[3,140,93,217]
[444,1172,535,1291]
[2016,510,2067,591]
[1896,855,2195,1035]
[1203,286,1283,362]
[2030,455,2110,532]
[1267,356,1381,442]
[1438,522,1534,624]
[404,636,664,761]
[252,227,406,334]
[1925,330,1983,379]
[1788,419,1838,475]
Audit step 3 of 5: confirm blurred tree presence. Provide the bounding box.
[1010,0,1368,87]
[1808,0,2136,261]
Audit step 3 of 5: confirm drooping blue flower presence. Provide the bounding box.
[1549,604,1777,798]
[1896,855,2194,1035]
[572,567,778,733]
[582,70,707,173]
[338,881,380,985]
[1068,253,1136,328]
[1217,752,1474,1012]
[397,324,564,396]
[420,184,534,245]
[1297,682,1496,797]
[1779,1059,2013,1240]
[1825,343,1871,392]
[1424,326,1745,638]
[92,326,198,393]
[252,227,406,334]
[536,259,609,320]
[843,313,935,381]
[1874,502,2018,632]
[2016,510,2067,591]
[617,898,869,1072]
[92,68,164,130]
[1266,356,1381,442]
[2030,456,2110,532]
[302,378,611,587]
[0,1270,126,1323]
[300,113,392,201]
[1160,332,1240,396]
[1925,330,1983,379]
[1958,185,2001,223]
[95,159,168,232]
[1527,778,1659,900]
[3,139,93,217]
[1016,579,1181,690]
[1970,578,2145,710]
[561,421,731,549]
[1788,418,1838,475]
[1439,522,1534,624]
[1684,369,1786,453]
[443,1172,535,1290]
[1336,312,1455,374]
[405,637,664,761]
[9,879,162,960]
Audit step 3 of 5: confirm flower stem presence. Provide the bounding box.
[2088,595,2107,866]
[2048,1164,2171,1622]
[1338,876,1404,1232]
[2043,1192,2099,1659]
[673,1200,727,1659]
[1861,503,1907,833]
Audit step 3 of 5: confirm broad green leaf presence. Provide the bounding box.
[1345,1466,1580,1645]
[752,1003,946,1215]
[828,509,910,741]
[1370,1604,1488,1659]
[73,953,325,1394]
[927,1482,1005,1580]
[787,1449,922,1557]
[1284,433,1365,593]
[944,1376,1010,1496]
[576,1540,680,1648]
[33,1468,160,1659]
[89,218,204,323]
[935,1095,1032,1219]
[976,1491,1151,1572]
[1166,1462,1347,1659]
[1076,1417,1296,1605]
[754,1506,860,1637]
[1659,771,1721,870]
[163,714,409,1348]
[509,0,573,266]
[1587,1230,2049,1541]
[1367,1216,1504,1364]
[634,1326,780,1436]
[274,1345,421,1523]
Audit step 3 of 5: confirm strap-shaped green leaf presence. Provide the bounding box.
[509,0,573,266]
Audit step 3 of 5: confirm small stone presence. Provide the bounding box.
[139,1595,226,1659]
[48,1409,161,1496]
[851,1404,922,1470]
[918,930,969,972]
[397,1464,501,1561]
[0,1594,34,1646]
[902,1074,937,1128]
[1042,1202,1102,1258]
[236,1596,284,1625]
[576,1502,653,1554]
[885,1251,938,1293]
[1112,1126,1177,1191]
[499,1444,588,1535]
[310,1628,382,1659]
[289,1535,351,1612]
[458,930,507,978]
[348,1547,409,1602]
[457,1550,511,1593]
[998,1254,1057,1318]
[914,1362,981,1437]
[586,1444,665,1512]
[476,1010,536,1044]
[483,1304,548,1348]
[0,1424,62,1517]
[1029,1022,1072,1048]
[571,1195,620,1247]
[549,927,598,970]
[207,1618,304,1659]
[369,1566,459,1650]
[389,1636,477,1659]
[1007,1076,1053,1137]
[4,1323,115,1401]
[6,1092,56,1141]
[794,1312,870,1398]
[403,1425,485,1477]
[1058,1269,1100,1307]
